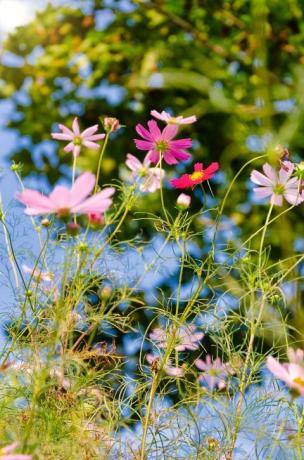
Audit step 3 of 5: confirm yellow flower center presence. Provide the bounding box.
[73,136,82,146]
[190,171,204,181]
[293,377,304,387]
[155,140,169,153]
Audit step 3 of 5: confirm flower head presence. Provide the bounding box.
[87,212,105,226]
[134,120,192,165]
[266,348,304,396]
[150,325,204,352]
[125,153,165,192]
[16,172,115,217]
[146,354,184,377]
[171,162,219,189]
[150,110,197,125]
[103,117,121,133]
[250,162,304,206]
[195,355,232,391]
[0,442,32,460]
[176,193,191,210]
[51,118,105,157]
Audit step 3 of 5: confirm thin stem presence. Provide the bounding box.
[140,372,158,460]
[94,132,110,194]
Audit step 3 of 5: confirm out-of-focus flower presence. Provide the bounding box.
[195,355,232,391]
[66,222,81,236]
[266,349,304,395]
[176,193,191,210]
[171,162,219,189]
[103,117,121,133]
[125,153,165,192]
[87,212,105,226]
[22,265,53,283]
[51,117,105,157]
[250,162,304,206]
[134,120,192,165]
[0,442,32,460]
[146,354,184,377]
[150,325,204,352]
[16,173,115,217]
[150,110,197,125]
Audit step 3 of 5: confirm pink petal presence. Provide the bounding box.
[135,123,154,141]
[163,151,178,165]
[64,142,75,153]
[51,133,73,141]
[250,170,274,186]
[169,149,191,161]
[15,190,53,212]
[1,442,20,454]
[170,138,192,149]
[81,125,98,137]
[126,154,142,172]
[73,187,115,214]
[262,163,277,182]
[85,134,105,141]
[82,140,100,150]
[134,139,154,151]
[70,172,96,206]
[58,124,74,136]
[284,192,304,205]
[253,186,273,198]
[72,117,80,135]
[162,124,178,141]
[150,110,169,122]
[147,150,160,164]
[270,193,283,206]
[49,186,71,209]
[180,115,197,124]
[147,120,161,139]
[266,356,290,383]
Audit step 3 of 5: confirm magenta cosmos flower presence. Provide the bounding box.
[250,162,304,206]
[125,153,165,192]
[266,348,304,396]
[150,325,204,352]
[134,120,192,165]
[51,117,105,157]
[146,354,184,377]
[0,442,32,460]
[16,172,115,217]
[171,162,219,189]
[195,355,232,391]
[150,110,197,125]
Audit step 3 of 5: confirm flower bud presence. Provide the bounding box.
[87,212,104,226]
[103,117,121,133]
[41,218,51,227]
[176,193,191,210]
[66,222,80,236]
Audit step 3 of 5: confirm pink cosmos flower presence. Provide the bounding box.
[195,355,232,391]
[125,153,165,192]
[266,348,304,395]
[171,162,219,189]
[150,325,204,352]
[51,117,105,157]
[250,162,304,206]
[0,442,32,460]
[16,172,115,217]
[87,212,105,226]
[146,354,184,377]
[134,120,192,165]
[150,110,197,125]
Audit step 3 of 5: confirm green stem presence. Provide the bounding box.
[94,132,110,194]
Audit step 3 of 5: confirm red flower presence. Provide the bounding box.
[171,162,219,189]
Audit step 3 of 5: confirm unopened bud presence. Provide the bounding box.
[176,193,191,210]
[103,117,121,133]
[87,212,104,227]
[41,218,51,227]
[66,222,80,236]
